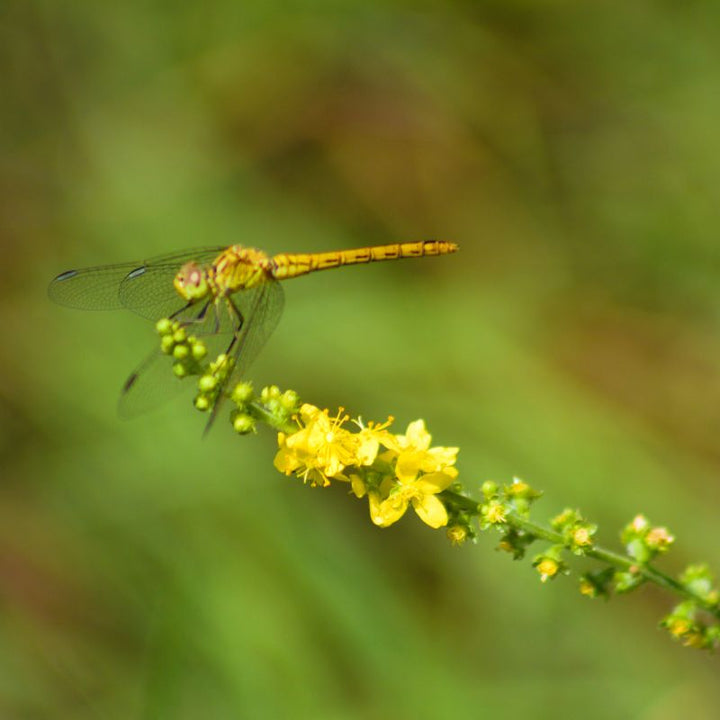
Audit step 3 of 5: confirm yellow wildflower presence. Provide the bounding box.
[507,478,531,496]
[572,527,593,548]
[274,410,460,531]
[353,416,395,466]
[273,404,357,486]
[383,419,458,480]
[667,618,692,639]
[446,525,468,546]
[368,469,454,529]
[536,558,559,582]
[482,500,507,525]
[645,526,674,551]
[366,418,458,529]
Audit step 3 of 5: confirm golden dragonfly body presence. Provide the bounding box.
[50,240,458,429]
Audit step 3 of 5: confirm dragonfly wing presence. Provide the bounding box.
[117,347,186,418]
[118,248,226,320]
[204,279,286,433]
[117,298,235,418]
[229,278,285,379]
[49,247,225,317]
[49,261,146,311]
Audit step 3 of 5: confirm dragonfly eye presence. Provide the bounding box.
[174,261,209,301]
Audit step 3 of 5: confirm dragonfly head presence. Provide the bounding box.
[174,261,210,301]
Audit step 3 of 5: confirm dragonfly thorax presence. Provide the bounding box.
[173,247,273,303]
[211,246,272,294]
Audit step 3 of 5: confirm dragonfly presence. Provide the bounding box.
[49,240,458,431]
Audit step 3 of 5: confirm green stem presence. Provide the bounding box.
[441,488,479,514]
[248,400,296,434]
[441,490,720,620]
[518,511,720,617]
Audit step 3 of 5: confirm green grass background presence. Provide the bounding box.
[2,1,720,717]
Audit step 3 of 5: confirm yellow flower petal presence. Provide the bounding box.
[412,494,448,528]
[404,419,431,450]
[274,433,302,475]
[353,417,394,466]
[425,445,459,470]
[414,470,456,495]
[350,475,367,498]
[336,473,368,498]
[369,492,407,527]
[369,492,388,526]
[354,432,380,466]
[395,450,424,483]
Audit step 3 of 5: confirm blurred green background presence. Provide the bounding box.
[3,1,720,717]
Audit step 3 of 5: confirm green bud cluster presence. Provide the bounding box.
[658,565,720,649]
[550,509,597,556]
[155,318,208,381]
[440,482,480,545]
[532,545,570,583]
[472,484,720,647]
[578,568,615,599]
[620,514,674,564]
[477,477,541,558]
[228,382,302,435]
[155,318,304,434]
[195,353,235,412]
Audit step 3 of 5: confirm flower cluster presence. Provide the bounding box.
[661,565,720,649]
[274,405,459,529]
[151,324,720,652]
[621,514,674,563]
[551,508,597,556]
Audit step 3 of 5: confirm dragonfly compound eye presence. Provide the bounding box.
[174,262,209,301]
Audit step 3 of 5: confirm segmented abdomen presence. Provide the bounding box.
[270,240,458,280]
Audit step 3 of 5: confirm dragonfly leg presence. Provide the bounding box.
[168,301,193,321]
[186,298,223,335]
[201,299,246,436]
[169,299,212,326]
[225,296,246,346]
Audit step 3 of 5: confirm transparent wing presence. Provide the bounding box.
[227,278,286,382]
[117,346,188,419]
[48,247,226,318]
[204,279,286,433]
[49,261,148,311]
[118,248,227,320]
[117,298,236,418]
[117,280,285,427]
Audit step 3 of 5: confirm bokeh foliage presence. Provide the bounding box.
[2,1,720,717]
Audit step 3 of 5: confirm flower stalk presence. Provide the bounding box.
[157,319,720,651]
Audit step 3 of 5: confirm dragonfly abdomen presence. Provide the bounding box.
[270,240,458,280]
